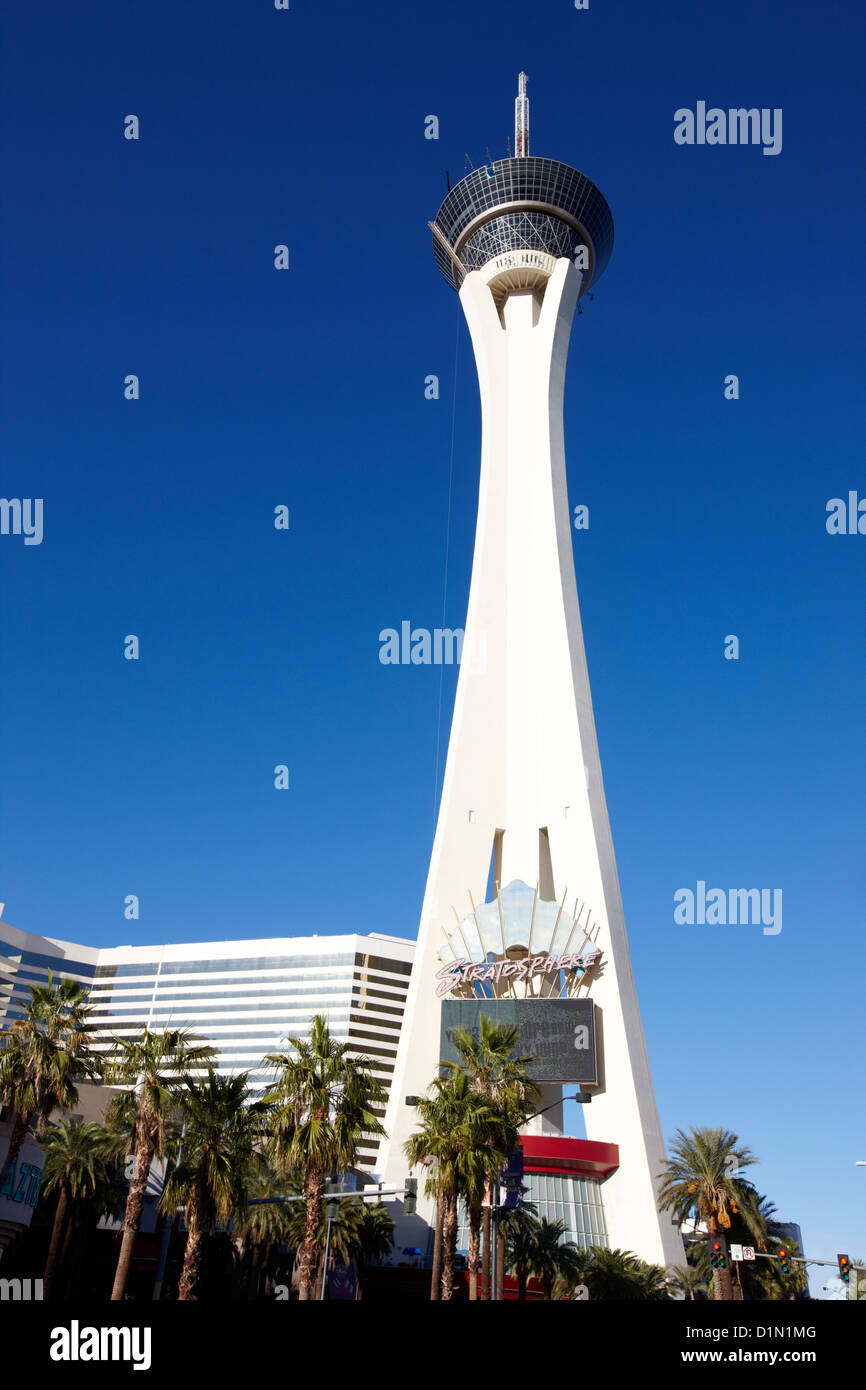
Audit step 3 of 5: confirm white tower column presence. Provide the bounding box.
[380,253,682,1267]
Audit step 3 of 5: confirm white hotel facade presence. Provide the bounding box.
[0,906,414,1172]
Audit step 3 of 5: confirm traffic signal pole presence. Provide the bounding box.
[248,1181,413,1205]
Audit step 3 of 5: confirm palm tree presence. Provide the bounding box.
[405,1069,499,1300]
[315,1200,365,1297]
[667,1262,709,1301]
[0,974,102,1190]
[504,1206,542,1299]
[104,1027,215,1301]
[263,1014,386,1301]
[232,1168,298,1299]
[282,1195,394,1298]
[355,1201,395,1297]
[39,1118,121,1299]
[751,1238,809,1301]
[630,1256,674,1301]
[717,1192,775,1300]
[442,1014,539,1299]
[284,1196,352,1297]
[404,1075,461,1301]
[161,1069,266,1300]
[458,1141,491,1300]
[656,1127,762,1301]
[566,1245,672,1301]
[515,1215,583,1300]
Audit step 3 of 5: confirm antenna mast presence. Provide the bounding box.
[515,71,529,157]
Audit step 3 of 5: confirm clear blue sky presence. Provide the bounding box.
[1,0,864,1292]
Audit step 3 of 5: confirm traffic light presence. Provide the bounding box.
[777,1247,790,1275]
[838,1254,851,1284]
[404,1177,418,1215]
[324,1179,340,1222]
[709,1237,728,1270]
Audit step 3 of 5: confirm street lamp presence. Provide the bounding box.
[321,1178,340,1301]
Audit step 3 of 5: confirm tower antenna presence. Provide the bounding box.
[515,71,529,157]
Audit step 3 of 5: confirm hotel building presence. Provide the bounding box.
[0,907,413,1171]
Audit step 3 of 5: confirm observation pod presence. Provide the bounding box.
[431,155,614,307]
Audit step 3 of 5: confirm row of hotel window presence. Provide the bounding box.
[0,949,411,980]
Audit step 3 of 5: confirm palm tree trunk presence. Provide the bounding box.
[178,1185,210,1301]
[467,1204,481,1300]
[712,1265,734,1301]
[60,1206,75,1269]
[110,1131,153,1301]
[441,1187,458,1301]
[35,1099,54,1137]
[245,1240,259,1300]
[43,1181,70,1300]
[0,1111,32,1192]
[178,1232,206,1300]
[430,1190,444,1300]
[67,1201,88,1300]
[496,1226,505,1301]
[297,1168,324,1301]
[481,1203,491,1300]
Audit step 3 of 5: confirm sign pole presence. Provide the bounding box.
[320,1217,332,1302]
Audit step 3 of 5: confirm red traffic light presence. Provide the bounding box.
[709,1237,728,1270]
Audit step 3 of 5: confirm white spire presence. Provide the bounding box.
[515,71,529,157]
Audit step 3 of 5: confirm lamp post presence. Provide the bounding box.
[320,1179,340,1301]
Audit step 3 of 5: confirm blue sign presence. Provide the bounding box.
[327,1261,357,1300]
[0,1159,44,1209]
[500,1151,524,1210]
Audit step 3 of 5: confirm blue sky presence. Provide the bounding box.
[1,0,864,1291]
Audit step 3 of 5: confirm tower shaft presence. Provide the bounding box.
[380,255,682,1267]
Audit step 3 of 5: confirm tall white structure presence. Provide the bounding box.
[380,79,682,1267]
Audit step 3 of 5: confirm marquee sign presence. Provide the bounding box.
[435,948,600,998]
[435,880,603,1003]
[440,998,598,1084]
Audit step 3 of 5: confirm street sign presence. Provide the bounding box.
[742,1246,755,1261]
[500,1150,524,1209]
[730,1244,743,1262]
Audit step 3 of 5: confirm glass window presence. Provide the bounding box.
[18,950,97,978]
